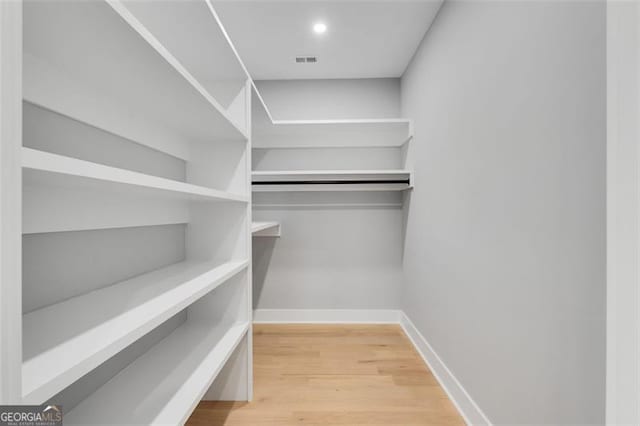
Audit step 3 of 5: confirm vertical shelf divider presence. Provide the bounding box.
[0,0,23,404]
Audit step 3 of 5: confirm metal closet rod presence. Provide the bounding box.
[252,179,410,185]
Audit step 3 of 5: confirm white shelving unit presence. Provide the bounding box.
[23,260,248,404]
[251,84,414,195]
[0,0,255,421]
[23,1,248,160]
[252,222,281,237]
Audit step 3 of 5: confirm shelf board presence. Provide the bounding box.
[251,85,412,148]
[252,170,412,192]
[108,0,248,137]
[251,221,281,237]
[118,0,249,107]
[23,0,247,154]
[65,321,249,425]
[22,260,249,403]
[22,148,248,204]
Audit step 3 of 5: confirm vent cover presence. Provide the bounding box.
[295,56,317,63]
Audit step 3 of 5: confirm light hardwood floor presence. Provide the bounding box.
[187,324,464,426]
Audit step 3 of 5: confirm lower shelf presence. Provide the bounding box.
[65,321,249,425]
[251,221,280,237]
[22,260,248,404]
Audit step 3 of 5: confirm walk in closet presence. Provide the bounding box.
[0,0,610,424]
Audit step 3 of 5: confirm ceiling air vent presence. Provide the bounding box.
[295,56,317,63]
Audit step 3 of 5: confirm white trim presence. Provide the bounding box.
[606,1,640,424]
[252,309,402,324]
[244,79,254,402]
[400,313,492,426]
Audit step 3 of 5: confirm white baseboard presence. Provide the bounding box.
[400,312,492,426]
[252,308,402,324]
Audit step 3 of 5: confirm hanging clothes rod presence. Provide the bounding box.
[252,179,410,186]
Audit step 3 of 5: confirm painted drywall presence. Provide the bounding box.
[253,192,404,310]
[400,1,605,424]
[254,78,400,120]
[253,147,402,171]
[252,78,404,310]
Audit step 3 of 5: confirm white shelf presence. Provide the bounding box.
[252,170,412,192]
[251,86,412,148]
[252,221,281,237]
[118,0,249,112]
[108,0,247,136]
[22,260,249,403]
[23,0,247,157]
[22,148,248,204]
[65,321,249,425]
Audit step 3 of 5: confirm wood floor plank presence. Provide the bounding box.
[187,324,464,426]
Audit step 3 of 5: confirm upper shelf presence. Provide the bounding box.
[23,0,248,155]
[252,170,412,192]
[118,0,249,110]
[22,259,249,404]
[251,85,413,149]
[22,148,248,204]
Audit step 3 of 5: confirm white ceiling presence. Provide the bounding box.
[213,0,443,81]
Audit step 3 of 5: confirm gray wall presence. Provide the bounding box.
[255,78,400,120]
[400,1,606,424]
[253,192,404,310]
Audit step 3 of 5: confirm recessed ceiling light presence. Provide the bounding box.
[313,22,327,34]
